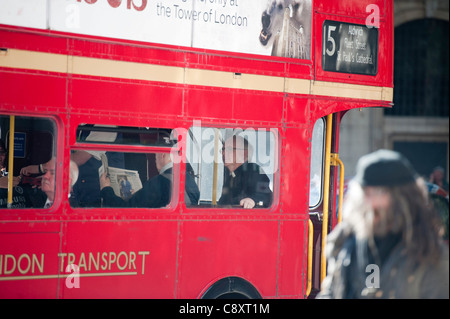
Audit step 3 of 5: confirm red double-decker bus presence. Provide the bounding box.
[0,0,393,299]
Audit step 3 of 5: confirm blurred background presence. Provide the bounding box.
[340,0,449,185]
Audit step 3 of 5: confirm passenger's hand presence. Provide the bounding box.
[99,172,111,190]
[20,165,39,176]
[0,176,8,188]
[13,176,21,187]
[0,176,21,188]
[240,198,255,209]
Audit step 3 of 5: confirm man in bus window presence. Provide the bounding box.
[19,126,123,207]
[100,153,199,208]
[71,125,124,207]
[22,157,57,209]
[219,135,272,209]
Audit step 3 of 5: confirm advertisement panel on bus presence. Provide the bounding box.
[0,0,312,60]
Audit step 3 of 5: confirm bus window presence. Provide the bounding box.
[309,118,325,207]
[0,115,56,209]
[71,125,176,209]
[186,126,276,209]
[77,125,173,147]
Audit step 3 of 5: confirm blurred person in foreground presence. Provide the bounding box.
[318,149,449,299]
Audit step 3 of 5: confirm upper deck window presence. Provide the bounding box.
[76,125,175,147]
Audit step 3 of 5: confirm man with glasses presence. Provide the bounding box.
[19,157,57,209]
[219,135,272,209]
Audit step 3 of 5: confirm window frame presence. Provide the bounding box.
[184,124,279,211]
[69,124,180,211]
[0,113,60,212]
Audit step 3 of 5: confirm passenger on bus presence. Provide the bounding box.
[0,139,6,176]
[37,157,57,208]
[22,157,57,209]
[0,139,29,208]
[0,139,20,187]
[68,160,80,207]
[71,125,124,207]
[18,159,79,208]
[185,162,199,206]
[429,166,449,191]
[20,151,106,207]
[218,135,272,208]
[0,182,28,208]
[318,150,449,299]
[99,153,199,208]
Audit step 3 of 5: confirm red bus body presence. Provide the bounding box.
[0,0,393,298]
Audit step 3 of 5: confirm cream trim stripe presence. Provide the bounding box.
[0,49,393,102]
[0,271,138,281]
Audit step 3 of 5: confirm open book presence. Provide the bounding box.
[99,154,143,200]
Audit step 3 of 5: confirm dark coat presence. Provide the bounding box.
[218,162,272,208]
[0,185,33,208]
[73,152,124,207]
[317,222,449,299]
[100,168,200,208]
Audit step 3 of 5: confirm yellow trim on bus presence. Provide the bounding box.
[321,114,333,284]
[0,48,393,102]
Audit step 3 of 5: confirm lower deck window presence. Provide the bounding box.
[186,126,277,209]
[72,151,174,208]
[0,115,56,209]
[71,126,185,209]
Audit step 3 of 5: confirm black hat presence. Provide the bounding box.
[354,149,418,187]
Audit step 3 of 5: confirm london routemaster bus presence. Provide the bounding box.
[0,0,393,299]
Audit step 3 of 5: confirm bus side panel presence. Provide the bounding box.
[186,88,234,121]
[70,76,185,119]
[280,127,310,212]
[278,220,308,297]
[0,70,66,110]
[59,220,178,298]
[186,88,285,124]
[177,220,278,298]
[70,37,186,69]
[233,91,285,123]
[0,222,61,299]
[0,29,69,55]
[285,96,310,126]
[277,126,310,297]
